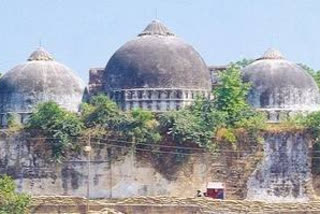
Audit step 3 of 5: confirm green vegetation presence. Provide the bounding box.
[286,111,320,144]
[213,65,252,125]
[159,106,224,148]
[282,111,320,141]
[6,113,23,132]
[81,94,161,143]
[27,101,84,161]
[15,62,320,162]
[81,94,125,130]
[284,112,320,174]
[6,59,320,160]
[0,175,31,214]
[127,109,161,144]
[22,65,267,160]
[160,65,266,150]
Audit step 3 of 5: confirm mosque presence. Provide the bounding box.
[0,20,319,126]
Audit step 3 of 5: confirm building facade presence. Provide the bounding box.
[0,21,319,123]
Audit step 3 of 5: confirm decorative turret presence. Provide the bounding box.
[138,20,175,37]
[27,47,54,61]
[257,48,285,60]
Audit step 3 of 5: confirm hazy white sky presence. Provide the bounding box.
[1,0,320,81]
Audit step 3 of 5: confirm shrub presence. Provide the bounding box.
[82,95,161,144]
[6,113,23,131]
[127,109,161,143]
[0,175,31,214]
[159,99,226,148]
[159,109,204,145]
[159,65,266,150]
[27,101,83,161]
[213,65,252,125]
[81,94,126,130]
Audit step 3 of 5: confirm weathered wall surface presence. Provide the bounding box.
[0,132,260,199]
[246,132,313,202]
[0,131,315,202]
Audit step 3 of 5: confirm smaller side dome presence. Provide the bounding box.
[0,48,85,119]
[242,48,320,121]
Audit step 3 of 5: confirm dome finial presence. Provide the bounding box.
[138,20,175,37]
[28,47,54,61]
[258,48,285,60]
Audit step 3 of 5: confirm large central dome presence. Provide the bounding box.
[104,20,211,90]
[102,20,211,112]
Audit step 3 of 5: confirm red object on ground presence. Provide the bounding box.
[206,182,224,199]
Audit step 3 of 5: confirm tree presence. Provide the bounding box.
[127,109,161,143]
[27,101,83,161]
[159,65,266,148]
[213,65,251,125]
[0,175,31,214]
[159,109,204,145]
[159,98,226,148]
[81,95,161,143]
[81,94,127,131]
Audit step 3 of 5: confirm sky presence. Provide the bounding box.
[1,0,320,82]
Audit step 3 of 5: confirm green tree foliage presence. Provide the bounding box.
[81,94,126,131]
[6,113,23,131]
[81,94,161,143]
[27,101,83,161]
[24,65,266,159]
[214,65,254,125]
[214,65,266,141]
[159,65,266,148]
[292,112,320,174]
[159,109,206,145]
[0,175,31,214]
[189,97,227,130]
[159,98,226,148]
[298,111,320,142]
[127,109,161,143]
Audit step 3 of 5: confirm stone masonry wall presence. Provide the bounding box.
[0,131,315,201]
[247,132,313,202]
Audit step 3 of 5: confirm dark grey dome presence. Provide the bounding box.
[0,48,85,113]
[104,20,211,90]
[242,48,320,111]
